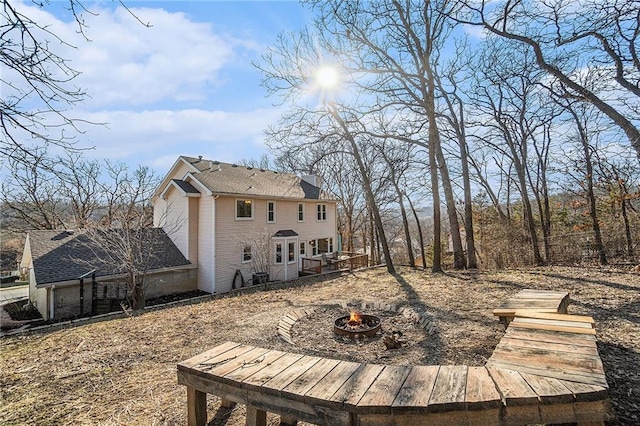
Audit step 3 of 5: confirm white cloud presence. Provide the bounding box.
[73,107,283,172]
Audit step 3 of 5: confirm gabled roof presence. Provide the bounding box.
[158,156,337,201]
[27,229,190,286]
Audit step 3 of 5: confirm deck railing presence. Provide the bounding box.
[301,258,322,275]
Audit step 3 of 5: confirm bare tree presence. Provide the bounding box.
[455,0,640,158]
[81,165,161,310]
[0,151,67,230]
[1,0,148,164]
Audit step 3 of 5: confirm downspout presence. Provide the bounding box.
[211,194,219,293]
[49,285,55,320]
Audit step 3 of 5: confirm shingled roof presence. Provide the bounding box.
[177,156,336,200]
[27,229,190,286]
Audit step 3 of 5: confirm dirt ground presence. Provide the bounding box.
[0,266,638,425]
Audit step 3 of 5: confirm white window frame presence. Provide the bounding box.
[235,199,254,220]
[274,242,283,265]
[242,244,252,263]
[298,203,305,222]
[288,242,296,264]
[299,241,306,257]
[267,201,276,223]
[316,203,327,221]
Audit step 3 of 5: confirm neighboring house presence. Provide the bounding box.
[153,156,339,294]
[20,229,196,320]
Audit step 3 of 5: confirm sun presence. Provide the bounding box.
[314,65,340,89]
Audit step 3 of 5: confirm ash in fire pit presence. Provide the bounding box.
[334,311,381,338]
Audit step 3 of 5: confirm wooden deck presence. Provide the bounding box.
[177,290,611,425]
[492,289,570,326]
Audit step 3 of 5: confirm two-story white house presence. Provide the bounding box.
[153,156,339,294]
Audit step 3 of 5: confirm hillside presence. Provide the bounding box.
[1,266,638,425]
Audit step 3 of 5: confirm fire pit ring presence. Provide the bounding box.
[333,313,381,338]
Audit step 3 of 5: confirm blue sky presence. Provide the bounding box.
[15,0,314,174]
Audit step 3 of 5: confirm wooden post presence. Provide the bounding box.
[220,398,236,408]
[279,414,298,425]
[186,387,207,426]
[246,405,267,426]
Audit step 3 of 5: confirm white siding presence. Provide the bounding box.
[197,196,215,292]
[156,186,190,261]
[214,196,338,293]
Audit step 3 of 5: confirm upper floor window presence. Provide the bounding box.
[236,199,253,220]
[317,203,327,221]
[267,201,276,223]
[298,203,305,222]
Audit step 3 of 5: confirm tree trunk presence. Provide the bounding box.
[408,196,427,269]
[397,189,415,267]
[435,144,466,269]
[621,198,634,260]
[328,104,395,274]
[512,154,544,265]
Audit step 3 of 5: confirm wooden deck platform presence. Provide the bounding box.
[492,289,570,326]
[177,290,611,425]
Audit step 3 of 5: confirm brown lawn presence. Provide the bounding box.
[0,266,638,425]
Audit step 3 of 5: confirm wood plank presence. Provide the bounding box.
[330,364,385,407]
[559,380,610,402]
[246,405,266,426]
[304,360,361,404]
[509,320,597,335]
[223,349,287,383]
[187,386,207,426]
[505,327,597,346]
[490,345,604,375]
[512,316,594,329]
[427,365,468,413]
[497,300,564,308]
[392,365,439,411]
[178,369,340,425]
[505,327,598,343]
[261,355,322,392]
[513,311,594,324]
[499,336,599,356]
[486,367,538,405]
[241,352,305,389]
[486,367,541,425]
[486,360,608,387]
[206,347,272,378]
[493,308,559,316]
[519,372,574,404]
[357,365,411,410]
[283,357,341,398]
[180,341,241,368]
[465,367,502,411]
[193,344,257,371]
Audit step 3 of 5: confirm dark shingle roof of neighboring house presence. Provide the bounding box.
[28,229,190,286]
[180,156,337,201]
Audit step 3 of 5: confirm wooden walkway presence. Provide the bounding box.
[492,289,570,326]
[177,290,611,425]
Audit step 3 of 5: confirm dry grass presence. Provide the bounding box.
[0,266,638,425]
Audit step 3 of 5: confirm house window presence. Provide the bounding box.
[236,199,253,220]
[288,242,296,263]
[298,203,305,222]
[299,241,306,257]
[310,238,334,256]
[318,238,329,254]
[242,244,252,263]
[267,201,276,223]
[317,204,327,221]
[275,242,283,264]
